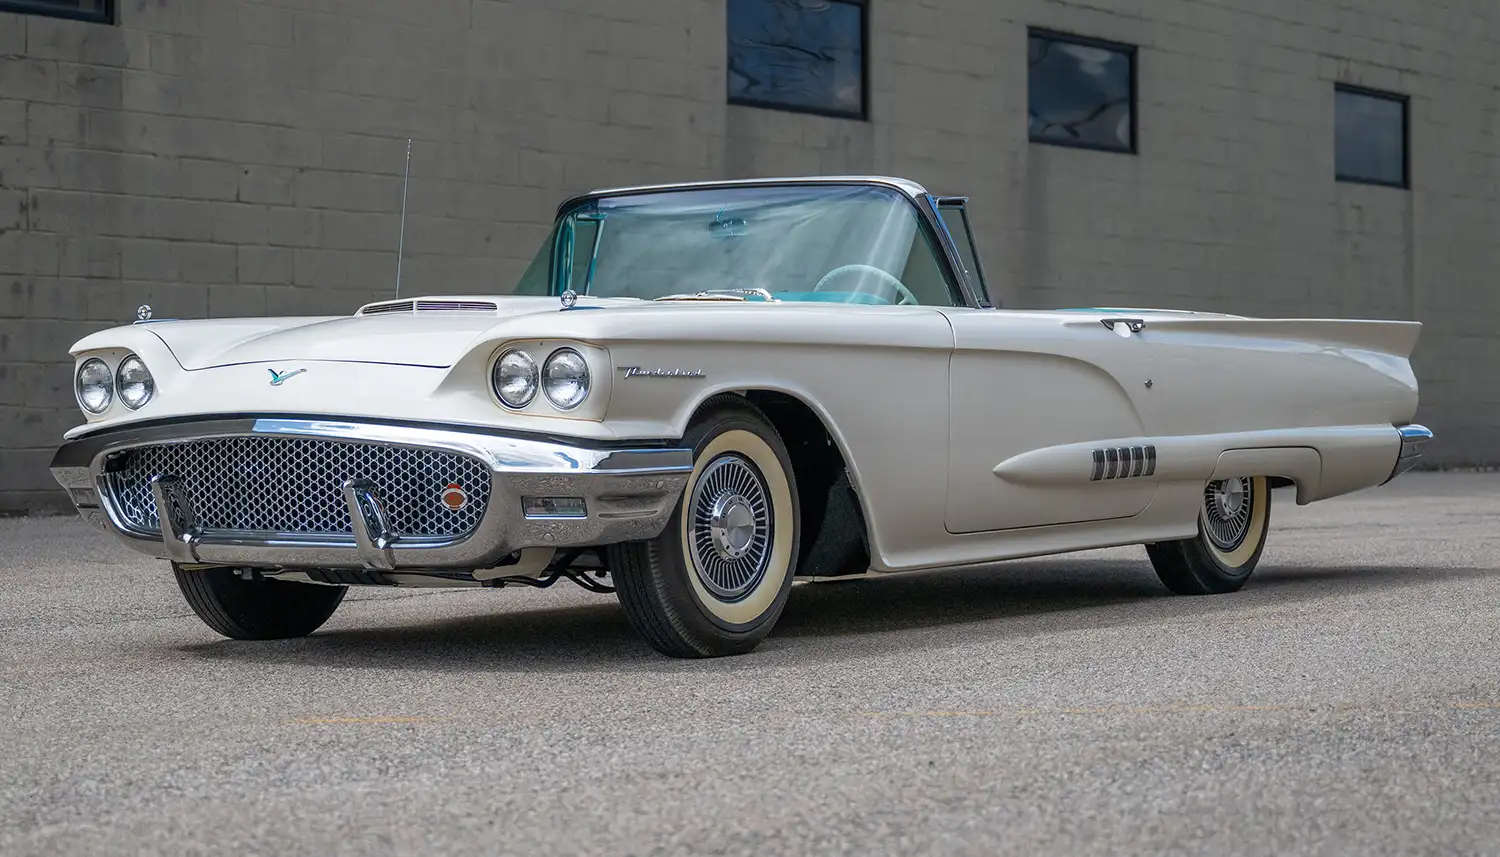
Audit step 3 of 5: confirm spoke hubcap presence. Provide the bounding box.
[689,454,773,601]
[1203,477,1254,551]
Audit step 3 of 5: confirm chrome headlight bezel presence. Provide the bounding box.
[116,354,155,410]
[75,357,113,415]
[542,347,591,411]
[492,347,539,409]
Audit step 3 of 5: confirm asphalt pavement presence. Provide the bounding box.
[2,473,1497,857]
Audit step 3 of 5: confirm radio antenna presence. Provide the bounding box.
[395,138,412,299]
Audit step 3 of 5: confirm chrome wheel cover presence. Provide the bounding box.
[689,454,773,600]
[1202,477,1254,551]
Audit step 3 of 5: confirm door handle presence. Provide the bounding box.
[1101,318,1145,334]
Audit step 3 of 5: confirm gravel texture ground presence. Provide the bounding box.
[2,473,1496,856]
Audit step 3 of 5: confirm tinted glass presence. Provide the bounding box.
[728,0,865,118]
[1336,87,1407,187]
[1028,33,1135,152]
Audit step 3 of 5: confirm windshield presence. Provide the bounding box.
[512,184,962,306]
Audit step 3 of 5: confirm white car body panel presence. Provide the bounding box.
[62,299,1422,575]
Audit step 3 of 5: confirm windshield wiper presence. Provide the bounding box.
[652,288,779,303]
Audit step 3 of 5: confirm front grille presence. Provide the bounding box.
[104,436,491,539]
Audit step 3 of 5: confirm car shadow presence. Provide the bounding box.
[173,559,1484,674]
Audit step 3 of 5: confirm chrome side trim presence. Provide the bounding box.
[1384,423,1433,484]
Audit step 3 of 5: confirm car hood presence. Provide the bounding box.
[147,296,577,370]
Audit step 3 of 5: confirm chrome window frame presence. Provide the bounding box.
[0,0,114,23]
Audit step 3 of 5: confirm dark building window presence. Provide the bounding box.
[1028,30,1137,154]
[1335,85,1409,188]
[727,0,867,120]
[0,0,113,22]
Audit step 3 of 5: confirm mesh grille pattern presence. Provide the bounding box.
[105,437,491,538]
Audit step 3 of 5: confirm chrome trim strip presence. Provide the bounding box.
[568,176,932,214]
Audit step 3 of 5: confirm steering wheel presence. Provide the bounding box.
[812,264,920,306]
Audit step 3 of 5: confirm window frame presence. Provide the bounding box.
[1334,83,1411,190]
[1026,27,1139,155]
[933,197,995,308]
[0,0,114,23]
[726,0,870,121]
[542,180,980,309]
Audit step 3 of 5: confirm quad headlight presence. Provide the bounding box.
[116,354,155,409]
[542,348,590,410]
[492,348,539,409]
[76,358,113,414]
[491,346,594,412]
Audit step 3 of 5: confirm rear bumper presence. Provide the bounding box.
[1384,423,1433,484]
[50,417,692,571]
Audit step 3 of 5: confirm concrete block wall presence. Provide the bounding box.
[1,0,1496,511]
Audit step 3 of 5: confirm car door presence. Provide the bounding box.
[943,309,1160,533]
[932,200,1159,534]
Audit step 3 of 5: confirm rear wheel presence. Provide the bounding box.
[608,398,800,658]
[173,565,348,640]
[1146,476,1271,595]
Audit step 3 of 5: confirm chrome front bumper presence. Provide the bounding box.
[50,418,693,571]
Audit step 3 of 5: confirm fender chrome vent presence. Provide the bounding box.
[1091,445,1156,481]
[359,300,498,316]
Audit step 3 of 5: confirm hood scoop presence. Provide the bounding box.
[359,299,500,316]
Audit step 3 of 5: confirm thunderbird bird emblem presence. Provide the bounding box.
[268,368,307,386]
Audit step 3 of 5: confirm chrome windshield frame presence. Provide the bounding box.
[548,177,990,311]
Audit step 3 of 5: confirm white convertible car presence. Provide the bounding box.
[50,176,1432,658]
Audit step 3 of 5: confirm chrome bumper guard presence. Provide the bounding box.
[1384,423,1433,484]
[50,418,693,571]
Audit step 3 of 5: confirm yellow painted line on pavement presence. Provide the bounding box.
[290,716,439,725]
[864,702,1500,718]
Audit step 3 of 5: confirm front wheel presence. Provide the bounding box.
[608,398,800,658]
[173,565,348,639]
[1146,476,1271,595]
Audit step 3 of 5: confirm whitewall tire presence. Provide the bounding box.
[1146,476,1271,595]
[608,397,800,658]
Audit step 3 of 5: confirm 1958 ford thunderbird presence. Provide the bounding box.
[49,176,1432,658]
